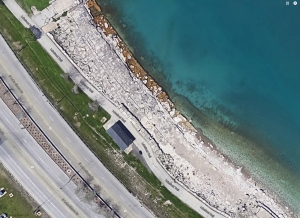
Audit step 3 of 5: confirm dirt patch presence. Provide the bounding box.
[12,41,22,50]
[2,29,12,40]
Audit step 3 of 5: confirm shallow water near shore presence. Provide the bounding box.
[97,0,300,213]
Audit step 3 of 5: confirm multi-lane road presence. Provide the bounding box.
[0,31,153,218]
[1,0,228,217]
[0,99,100,218]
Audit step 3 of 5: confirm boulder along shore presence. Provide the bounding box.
[49,1,295,217]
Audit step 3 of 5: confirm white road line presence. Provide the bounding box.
[119,195,125,201]
[0,147,47,199]
[33,96,37,101]
[66,137,71,142]
[50,202,67,218]
[1,147,66,217]
[57,177,64,184]
[4,117,11,124]
[84,157,88,162]
[38,157,46,165]
[60,141,67,147]
[101,176,107,182]
[49,116,54,122]
[22,138,27,144]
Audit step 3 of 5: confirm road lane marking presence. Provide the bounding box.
[50,202,67,218]
[4,117,11,125]
[57,177,64,184]
[66,137,71,142]
[33,96,37,101]
[1,147,68,217]
[1,53,7,60]
[84,157,88,162]
[49,116,54,122]
[101,176,107,182]
[60,141,66,147]
[119,195,125,201]
[38,157,46,165]
[0,147,48,199]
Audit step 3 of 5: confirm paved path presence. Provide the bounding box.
[2,1,228,217]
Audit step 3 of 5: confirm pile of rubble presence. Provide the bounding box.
[49,4,293,217]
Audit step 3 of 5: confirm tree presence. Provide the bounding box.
[72,84,79,94]
[16,111,25,120]
[112,203,120,214]
[60,73,69,81]
[84,189,95,203]
[17,95,25,105]
[88,100,99,112]
[95,96,105,106]
[21,29,35,42]
[93,184,101,193]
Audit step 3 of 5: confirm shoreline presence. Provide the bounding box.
[85,0,254,191]
[86,0,294,215]
[88,2,300,214]
[86,0,197,133]
[92,3,300,203]
[49,1,295,217]
[86,1,293,215]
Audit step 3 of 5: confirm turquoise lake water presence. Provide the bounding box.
[97,0,300,213]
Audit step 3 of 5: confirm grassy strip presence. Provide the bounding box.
[15,0,49,14]
[0,3,202,218]
[0,173,35,217]
[0,164,44,218]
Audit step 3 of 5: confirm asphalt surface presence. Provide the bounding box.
[0,99,101,218]
[2,0,228,217]
[0,26,153,218]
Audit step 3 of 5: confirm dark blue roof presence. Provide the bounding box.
[107,120,135,150]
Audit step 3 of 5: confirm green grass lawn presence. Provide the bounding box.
[0,3,203,218]
[0,168,36,217]
[15,0,49,14]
